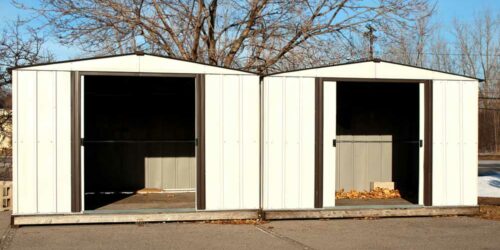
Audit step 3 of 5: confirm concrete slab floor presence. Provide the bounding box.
[1,213,499,249]
[85,192,195,211]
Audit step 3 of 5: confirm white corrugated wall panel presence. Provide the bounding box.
[16,71,38,214]
[204,75,259,210]
[241,76,260,208]
[222,75,240,209]
[14,70,72,214]
[205,75,223,209]
[299,79,315,208]
[56,72,72,212]
[445,81,461,205]
[264,77,284,209]
[432,80,478,206]
[283,77,300,208]
[462,81,478,205]
[37,71,57,213]
[264,77,315,209]
[432,81,445,205]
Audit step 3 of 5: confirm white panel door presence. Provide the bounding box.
[263,77,315,209]
[419,83,425,205]
[80,75,85,211]
[323,81,336,207]
[55,71,72,213]
[204,74,260,210]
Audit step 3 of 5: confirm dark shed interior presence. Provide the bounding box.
[83,75,195,210]
[336,82,420,204]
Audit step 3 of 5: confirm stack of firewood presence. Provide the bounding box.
[336,188,401,200]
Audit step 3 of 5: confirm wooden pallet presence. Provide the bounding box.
[0,181,12,211]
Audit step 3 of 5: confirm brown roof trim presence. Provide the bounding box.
[8,53,258,75]
[264,58,481,81]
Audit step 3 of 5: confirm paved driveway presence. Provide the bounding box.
[0,212,498,250]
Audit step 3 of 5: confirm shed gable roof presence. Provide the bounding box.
[268,59,479,81]
[10,53,256,75]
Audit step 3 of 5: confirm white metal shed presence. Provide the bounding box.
[11,53,260,215]
[263,59,479,209]
[10,55,480,224]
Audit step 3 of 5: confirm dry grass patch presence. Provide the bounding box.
[479,205,500,220]
[202,219,268,225]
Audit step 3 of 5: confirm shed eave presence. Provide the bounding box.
[265,59,480,81]
[8,53,258,76]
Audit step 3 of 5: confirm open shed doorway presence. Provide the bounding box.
[82,75,196,212]
[335,82,421,206]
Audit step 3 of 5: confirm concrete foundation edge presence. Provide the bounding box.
[13,211,260,226]
[264,206,479,220]
[12,206,479,226]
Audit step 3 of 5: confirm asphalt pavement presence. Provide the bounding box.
[0,213,498,250]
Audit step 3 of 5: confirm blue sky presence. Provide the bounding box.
[0,0,499,60]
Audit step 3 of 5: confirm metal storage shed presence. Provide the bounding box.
[11,53,260,216]
[10,55,480,225]
[263,59,479,210]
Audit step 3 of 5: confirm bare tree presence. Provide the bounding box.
[453,10,500,108]
[379,5,435,67]
[428,33,457,73]
[0,18,53,155]
[16,0,431,73]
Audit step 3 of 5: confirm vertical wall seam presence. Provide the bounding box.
[14,71,19,213]
[363,140,369,190]
[219,75,224,208]
[174,150,178,188]
[35,71,39,213]
[239,76,244,208]
[379,137,382,180]
[352,138,354,189]
[298,78,302,207]
[442,82,447,205]
[281,77,286,208]
[264,79,269,208]
[54,71,58,212]
[259,76,263,210]
[459,82,464,204]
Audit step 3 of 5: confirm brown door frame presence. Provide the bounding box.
[314,78,324,208]
[71,71,205,212]
[314,78,433,208]
[195,74,206,210]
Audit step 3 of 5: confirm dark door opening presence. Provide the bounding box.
[336,82,420,206]
[83,75,196,211]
